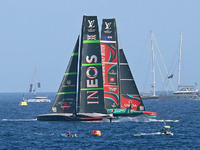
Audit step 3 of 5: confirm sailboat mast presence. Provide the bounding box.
[77,15,85,112]
[178,32,182,90]
[151,31,156,96]
[115,18,121,107]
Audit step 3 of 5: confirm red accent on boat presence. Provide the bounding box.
[143,111,157,117]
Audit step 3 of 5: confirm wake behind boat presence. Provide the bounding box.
[37,15,112,121]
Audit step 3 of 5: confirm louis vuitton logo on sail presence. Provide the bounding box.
[85,55,100,104]
[104,22,112,34]
[88,20,96,32]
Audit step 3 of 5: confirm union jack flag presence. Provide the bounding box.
[87,35,96,40]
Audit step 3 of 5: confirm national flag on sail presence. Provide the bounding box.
[87,35,96,40]
[104,36,112,41]
[29,84,33,92]
[38,82,41,88]
[168,74,174,79]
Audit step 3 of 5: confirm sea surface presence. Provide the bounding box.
[1,93,200,149]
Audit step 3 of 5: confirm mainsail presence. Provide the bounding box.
[79,15,106,113]
[100,18,120,109]
[50,37,79,113]
[119,49,145,111]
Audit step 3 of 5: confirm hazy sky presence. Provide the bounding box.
[1,0,200,92]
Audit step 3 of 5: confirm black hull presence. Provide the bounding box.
[113,113,143,117]
[37,113,112,121]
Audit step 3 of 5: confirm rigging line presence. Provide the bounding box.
[154,54,168,93]
[166,40,180,76]
[134,31,149,72]
[153,36,175,91]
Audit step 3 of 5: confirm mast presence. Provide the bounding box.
[151,31,156,96]
[77,15,85,112]
[178,32,182,90]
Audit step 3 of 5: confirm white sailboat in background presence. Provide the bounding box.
[159,32,200,100]
[23,68,51,103]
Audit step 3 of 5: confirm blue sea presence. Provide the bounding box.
[1,93,200,149]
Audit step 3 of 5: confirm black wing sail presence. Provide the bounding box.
[50,37,79,113]
[79,15,106,113]
[119,49,145,111]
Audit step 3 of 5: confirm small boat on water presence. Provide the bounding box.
[24,95,51,102]
[159,85,200,100]
[19,101,27,106]
[162,126,173,136]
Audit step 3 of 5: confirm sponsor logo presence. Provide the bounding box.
[105,22,112,30]
[104,22,112,34]
[111,103,117,108]
[67,80,71,85]
[124,103,137,108]
[109,71,117,75]
[88,20,96,32]
[124,100,137,108]
[52,107,57,112]
[139,106,144,111]
[87,35,96,40]
[86,55,99,104]
[88,20,95,28]
[86,67,98,79]
[62,104,69,110]
[109,77,115,82]
[108,87,117,91]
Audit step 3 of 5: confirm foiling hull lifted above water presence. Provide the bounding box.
[37,113,112,121]
[37,15,156,121]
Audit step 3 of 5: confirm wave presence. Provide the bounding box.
[147,119,179,122]
[133,132,162,136]
[2,119,37,121]
[111,117,179,123]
